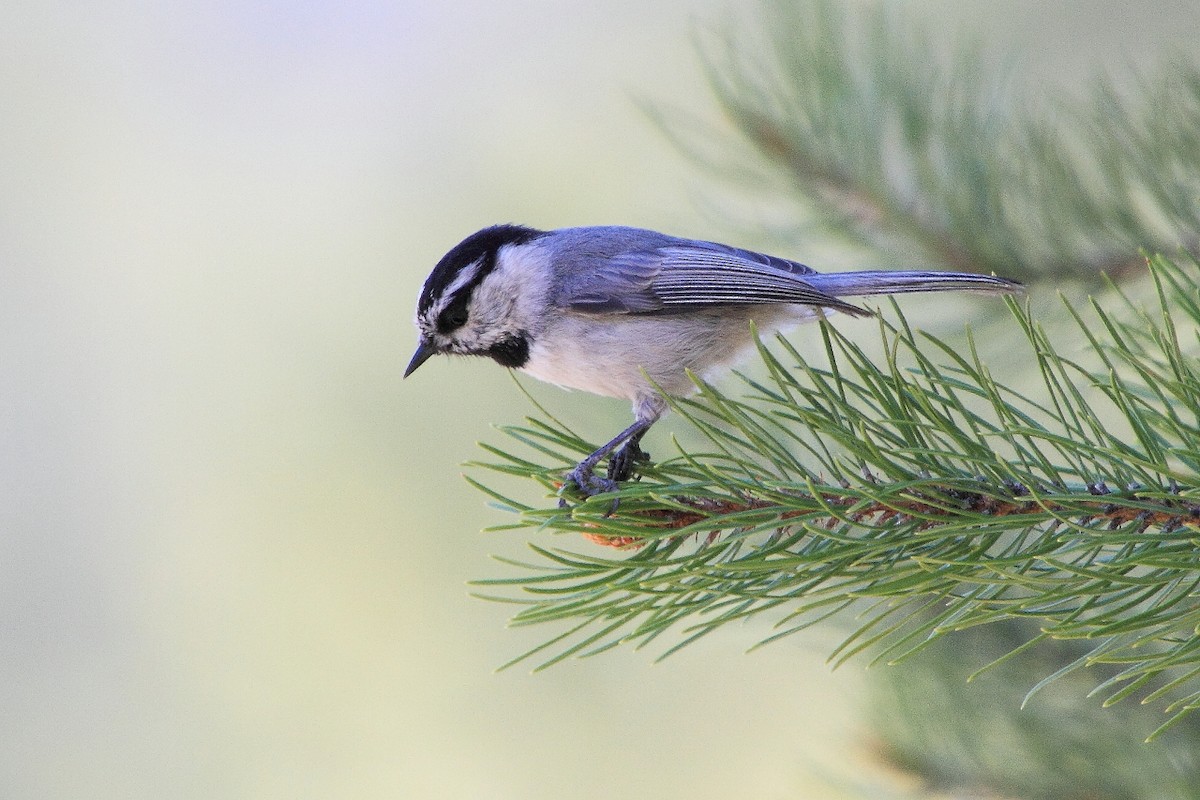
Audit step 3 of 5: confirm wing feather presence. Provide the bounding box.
[562,241,868,317]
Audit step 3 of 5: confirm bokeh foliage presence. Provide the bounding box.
[649,0,1200,281]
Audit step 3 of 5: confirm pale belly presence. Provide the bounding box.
[520,307,816,402]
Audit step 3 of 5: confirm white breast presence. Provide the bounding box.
[521,306,814,405]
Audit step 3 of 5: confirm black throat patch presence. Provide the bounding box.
[487,332,530,369]
[419,224,545,333]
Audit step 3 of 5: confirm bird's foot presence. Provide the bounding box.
[557,443,653,513]
[558,464,621,512]
[607,442,651,483]
[561,464,619,497]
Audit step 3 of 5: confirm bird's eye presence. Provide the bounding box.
[438,295,470,332]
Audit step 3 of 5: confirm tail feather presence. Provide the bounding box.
[806,270,1023,298]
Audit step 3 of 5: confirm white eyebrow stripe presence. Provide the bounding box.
[442,257,485,300]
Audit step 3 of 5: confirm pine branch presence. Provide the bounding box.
[645,0,1200,281]
[470,252,1200,733]
[590,479,1200,544]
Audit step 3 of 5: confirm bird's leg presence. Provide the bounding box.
[606,428,650,483]
[561,397,666,512]
[559,419,662,513]
[564,418,652,496]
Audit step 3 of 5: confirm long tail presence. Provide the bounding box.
[807,270,1023,299]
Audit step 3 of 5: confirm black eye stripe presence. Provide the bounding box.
[436,292,472,333]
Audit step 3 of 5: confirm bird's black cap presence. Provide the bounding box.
[417,224,545,318]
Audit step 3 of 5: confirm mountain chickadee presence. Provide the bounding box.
[405,225,1021,499]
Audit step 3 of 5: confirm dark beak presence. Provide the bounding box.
[404,339,437,378]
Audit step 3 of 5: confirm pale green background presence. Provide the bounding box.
[2,2,1197,798]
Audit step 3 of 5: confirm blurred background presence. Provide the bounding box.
[2,1,1199,797]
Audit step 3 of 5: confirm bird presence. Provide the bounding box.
[404,224,1021,500]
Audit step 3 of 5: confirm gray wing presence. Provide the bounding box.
[560,238,869,317]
